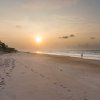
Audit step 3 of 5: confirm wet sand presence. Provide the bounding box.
[0,52,100,100]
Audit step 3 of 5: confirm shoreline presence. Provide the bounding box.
[24,50,100,60]
[1,51,100,67]
[24,52,100,67]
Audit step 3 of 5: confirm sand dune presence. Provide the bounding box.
[0,52,100,100]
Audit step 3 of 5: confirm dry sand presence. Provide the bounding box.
[0,52,100,100]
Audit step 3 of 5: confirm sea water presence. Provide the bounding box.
[36,49,100,60]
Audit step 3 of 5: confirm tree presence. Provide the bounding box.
[0,40,17,53]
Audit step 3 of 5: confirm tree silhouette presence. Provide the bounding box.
[0,41,17,53]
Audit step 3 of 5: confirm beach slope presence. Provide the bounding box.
[0,52,100,100]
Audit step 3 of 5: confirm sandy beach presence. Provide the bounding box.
[0,52,100,100]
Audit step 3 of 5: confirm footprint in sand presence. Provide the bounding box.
[31,68,34,72]
[25,66,28,68]
[6,72,11,77]
[21,72,26,75]
[60,84,72,92]
[53,82,72,93]
[0,58,3,66]
[4,59,10,68]
[12,59,15,69]
[40,74,45,78]
[84,96,88,100]
[45,76,50,80]
[0,58,16,89]
[39,73,50,80]
[59,69,63,72]
[67,89,71,92]
[60,84,67,88]
[53,82,57,85]
[0,78,5,86]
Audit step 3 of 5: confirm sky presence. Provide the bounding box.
[0,0,100,51]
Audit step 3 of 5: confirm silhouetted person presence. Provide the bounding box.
[81,53,83,58]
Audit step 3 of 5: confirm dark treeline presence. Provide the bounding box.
[0,41,17,53]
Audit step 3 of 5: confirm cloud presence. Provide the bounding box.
[20,0,79,11]
[90,37,95,39]
[70,34,75,37]
[16,25,22,29]
[60,34,75,39]
[60,36,69,39]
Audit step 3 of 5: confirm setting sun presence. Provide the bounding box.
[35,36,43,44]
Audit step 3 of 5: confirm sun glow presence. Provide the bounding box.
[35,36,43,44]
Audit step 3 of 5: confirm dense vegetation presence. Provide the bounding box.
[0,41,17,53]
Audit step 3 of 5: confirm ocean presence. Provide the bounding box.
[35,49,100,60]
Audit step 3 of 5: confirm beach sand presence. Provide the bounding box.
[0,52,100,100]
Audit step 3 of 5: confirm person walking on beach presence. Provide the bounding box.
[81,53,83,58]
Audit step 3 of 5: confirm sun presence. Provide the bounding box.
[35,36,43,44]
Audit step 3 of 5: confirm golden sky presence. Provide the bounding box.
[0,0,100,51]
